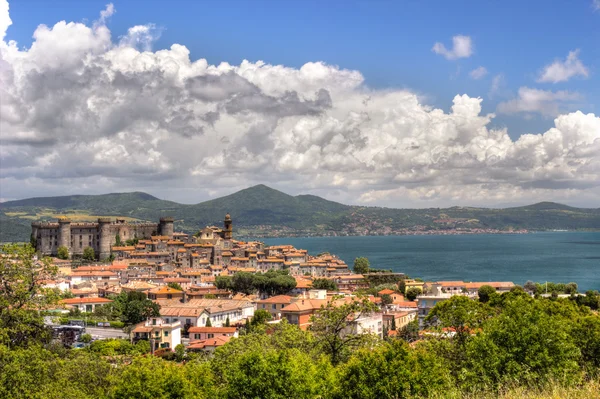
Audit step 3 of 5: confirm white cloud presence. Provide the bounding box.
[497,87,583,117]
[0,0,11,40]
[0,3,599,207]
[469,66,488,80]
[432,35,473,60]
[537,50,589,83]
[119,24,162,52]
[594,0,600,11]
[98,3,115,25]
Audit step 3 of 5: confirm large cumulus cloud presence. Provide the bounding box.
[1,3,599,207]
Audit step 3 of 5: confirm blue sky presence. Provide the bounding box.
[1,0,599,207]
[6,0,599,139]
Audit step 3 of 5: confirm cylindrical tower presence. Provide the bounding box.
[57,217,72,258]
[98,218,112,260]
[224,213,233,240]
[159,217,174,238]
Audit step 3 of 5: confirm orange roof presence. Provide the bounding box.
[281,299,327,313]
[378,289,396,295]
[256,295,294,304]
[188,327,237,334]
[436,281,466,287]
[395,301,418,308]
[60,297,113,305]
[148,286,184,294]
[187,336,231,349]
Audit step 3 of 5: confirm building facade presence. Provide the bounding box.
[32,217,174,259]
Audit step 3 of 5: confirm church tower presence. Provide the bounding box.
[223,213,233,240]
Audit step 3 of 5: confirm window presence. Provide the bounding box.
[272,304,277,310]
[164,331,169,337]
[208,333,214,338]
[186,319,191,325]
[152,319,157,325]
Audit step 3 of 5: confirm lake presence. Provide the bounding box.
[263,232,600,292]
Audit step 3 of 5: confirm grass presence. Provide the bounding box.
[430,378,600,399]
[8,209,143,222]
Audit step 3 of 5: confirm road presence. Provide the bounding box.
[85,327,129,340]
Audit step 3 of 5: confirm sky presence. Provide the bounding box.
[0,0,599,208]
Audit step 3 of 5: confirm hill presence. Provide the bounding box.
[1,185,599,242]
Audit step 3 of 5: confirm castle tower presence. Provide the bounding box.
[159,217,174,238]
[98,217,112,260]
[224,213,233,240]
[57,217,72,258]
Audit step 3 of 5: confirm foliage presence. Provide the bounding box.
[477,285,496,303]
[111,291,160,325]
[251,309,272,329]
[310,296,378,365]
[0,244,59,348]
[405,287,421,301]
[56,245,69,260]
[380,294,393,306]
[80,333,92,343]
[114,234,122,247]
[216,270,296,296]
[167,282,183,291]
[82,246,95,261]
[311,278,338,291]
[353,257,370,274]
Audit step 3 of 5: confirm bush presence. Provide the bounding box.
[57,246,69,260]
[109,321,125,329]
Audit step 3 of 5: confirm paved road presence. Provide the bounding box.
[85,327,129,340]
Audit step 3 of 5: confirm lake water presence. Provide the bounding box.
[263,232,600,292]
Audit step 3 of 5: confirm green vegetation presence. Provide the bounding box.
[82,246,95,261]
[2,185,599,242]
[215,270,296,295]
[311,278,338,291]
[353,257,370,274]
[56,245,69,260]
[405,287,422,301]
[167,282,183,291]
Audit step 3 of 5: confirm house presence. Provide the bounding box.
[255,295,294,320]
[59,297,113,313]
[132,317,181,351]
[345,312,384,338]
[417,289,452,328]
[281,299,327,330]
[333,274,369,291]
[188,326,238,341]
[185,285,232,300]
[147,286,184,301]
[382,310,417,330]
[186,336,231,353]
[157,298,255,328]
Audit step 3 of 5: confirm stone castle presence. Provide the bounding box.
[32,217,175,259]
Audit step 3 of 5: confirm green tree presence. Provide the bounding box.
[353,257,370,275]
[310,296,378,365]
[215,275,232,290]
[113,291,160,325]
[174,343,186,362]
[398,279,406,295]
[336,340,451,399]
[477,285,496,303]
[380,294,393,306]
[524,280,537,293]
[167,282,183,291]
[251,309,272,328]
[115,234,122,246]
[405,287,421,301]
[80,333,92,343]
[82,247,95,261]
[565,282,578,295]
[225,317,230,327]
[57,245,69,260]
[311,278,338,291]
[205,317,212,327]
[390,317,397,331]
[0,243,59,348]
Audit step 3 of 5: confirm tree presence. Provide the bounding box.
[82,247,95,261]
[57,246,69,260]
[205,317,212,327]
[311,278,338,291]
[80,333,92,343]
[405,287,421,301]
[167,282,183,291]
[390,317,397,331]
[114,234,122,246]
[398,279,406,295]
[310,296,378,365]
[225,317,230,327]
[251,309,272,328]
[524,280,537,293]
[174,343,186,362]
[0,244,59,348]
[353,257,370,275]
[112,291,160,325]
[565,282,578,295]
[477,285,496,303]
[380,294,393,306]
[215,275,232,290]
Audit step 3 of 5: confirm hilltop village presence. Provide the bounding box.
[34,214,517,352]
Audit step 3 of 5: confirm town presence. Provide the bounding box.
[30,214,524,352]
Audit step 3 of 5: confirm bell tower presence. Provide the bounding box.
[223,213,233,240]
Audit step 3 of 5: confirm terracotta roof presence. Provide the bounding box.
[188,326,237,334]
[255,295,294,304]
[187,336,231,349]
[436,281,466,287]
[378,289,396,295]
[395,301,418,308]
[281,299,327,313]
[148,286,184,294]
[60,297,113,305]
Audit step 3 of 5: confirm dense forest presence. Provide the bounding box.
[1,244,600,398]
[2,185,599,242]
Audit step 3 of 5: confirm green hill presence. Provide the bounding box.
[1,185,599,242]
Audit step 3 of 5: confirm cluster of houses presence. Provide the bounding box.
[41,214,514,352]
